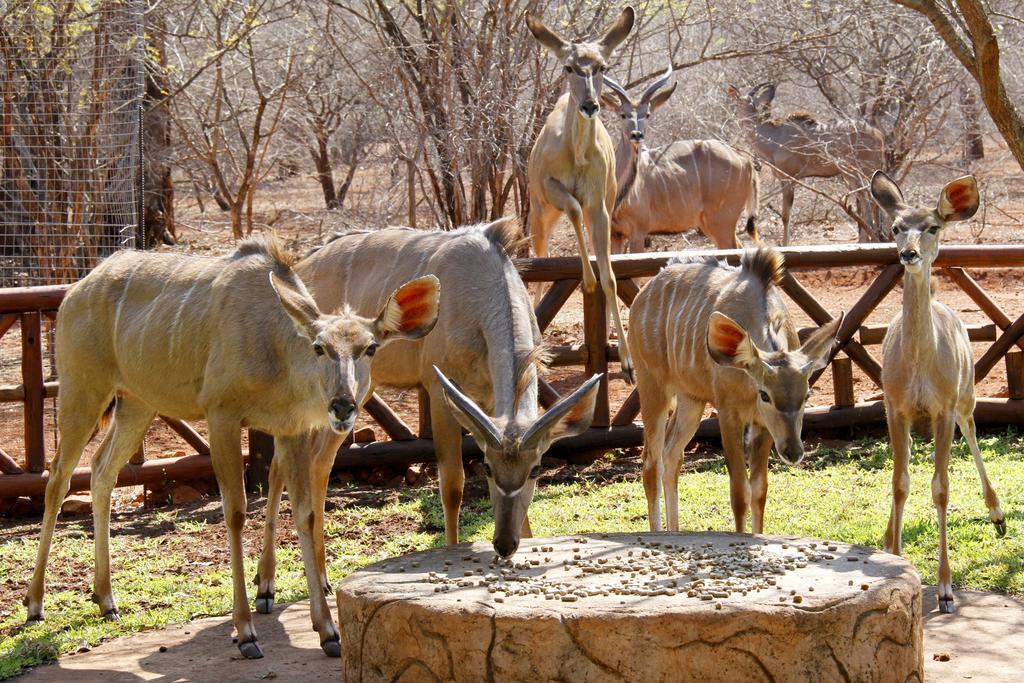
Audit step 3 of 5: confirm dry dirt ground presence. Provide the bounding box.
[16,587,1024,682]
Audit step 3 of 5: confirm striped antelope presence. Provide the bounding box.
[526,6,636,382]
[628,249,842,533]
[871,171,1006,614]
[24,237,439,659]
[728,83,885,244]
[602,68,760,252]
[254,220,600,609]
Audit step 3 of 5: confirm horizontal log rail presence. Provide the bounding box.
[2,244,1024,499]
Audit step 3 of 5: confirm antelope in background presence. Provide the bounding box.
[728,82,885,245]
[254,219,600,609]
[870,171,1006,614]
[526,6,636,382]
[24,236,440,659]
[628,248,842,533]
[602,68,760,252]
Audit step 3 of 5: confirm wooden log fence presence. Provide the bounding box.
[2,243,1024,498]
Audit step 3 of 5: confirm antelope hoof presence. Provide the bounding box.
[255,592,274,614]
[238,639,265,659]
[24,610,42,623]
[321,637,341,658]
[993,517,1007,537]
[938,596,956,614]
[102,608,121,622]
[322,583,333,597]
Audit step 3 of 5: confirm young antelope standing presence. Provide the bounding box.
[871,171,1006,614]
[628,249,842,532]
[24,237,439,659]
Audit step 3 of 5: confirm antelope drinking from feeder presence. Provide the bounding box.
[24,236,440,659]
[870,171,1006,614]
[628,248,843,533]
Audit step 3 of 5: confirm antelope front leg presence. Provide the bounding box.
[310,429,347,596]
[720,414,751,533]
[747,426,773,535]
[543,178,597,293]
[208,418,261,659]
[662,398,705,532]
[885,409,912,555]
[276,434,341,657]
[586,203,634,383]
[430,390,466,545]
[637,374,671,532]
[780,179,795,246]
[255,456,286,614]
[933,413,956,614]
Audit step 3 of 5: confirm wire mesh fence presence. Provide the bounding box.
[0,0,143,473]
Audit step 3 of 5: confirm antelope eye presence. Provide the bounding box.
[620,113,626,119]
[928,226,940,235]
[891,226,900,235]
[483,463,493,478]
[758,390,770,403]
[529,465,542,479]
[564,65,573,74]
[313,342,325,357]
[365,342,379,358]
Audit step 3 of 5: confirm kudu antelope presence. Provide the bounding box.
[253,220,599,609]
[24,237,439,659]
[871,171,1006,614]
[526,6,636,381]
[728,83,885,245]
[602,68,760,252]
[628,249,842,532]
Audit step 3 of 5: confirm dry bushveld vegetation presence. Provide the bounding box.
[145,0,1024,249]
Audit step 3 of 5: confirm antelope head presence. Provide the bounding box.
[707,311,844,465]
[434,368,602,557]
[601,67,676,147]
[526,7,635,119]
[870,170,980,274]
[727,82,775,124]
[271,273,440,433]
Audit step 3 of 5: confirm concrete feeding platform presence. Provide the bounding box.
[336,532,924,682]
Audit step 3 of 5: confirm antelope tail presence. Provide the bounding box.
[745,171,761,242]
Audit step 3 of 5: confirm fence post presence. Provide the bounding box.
[582,282,609,427]
[1006,351,1024,400]
[418,386,432,440]
[21,312,45,473]
[832,357,855,408]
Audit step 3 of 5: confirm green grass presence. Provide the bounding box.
[2,429,1024,678]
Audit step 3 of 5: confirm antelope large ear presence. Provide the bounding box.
[526,12,569,58]
[648,82,677,112]
[707,312,760,371]
[375,275,440,344]
[870,170,907,216]
[521,374,602,454]
[597,6,635,58]
[270,272,321,339]
[433,366,502,452]
[799,312,844,374]
[937,175,980,222]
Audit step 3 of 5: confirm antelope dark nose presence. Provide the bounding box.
[781,448,804,466]
[630,131,644,141]
[493,536,519,559]
[580,100,599,117]
[900,249,919,263]
[330,397,356,422]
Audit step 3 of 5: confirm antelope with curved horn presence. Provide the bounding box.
[23,237,439,659]
[526,6,636,382]
[728,82,885,244]
[628,248,842,533]
[602,68,760,252]
[871,171,1006,614]
[253,220,602,613]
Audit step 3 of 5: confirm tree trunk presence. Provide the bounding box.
[311,129,338,209]
[336,161,358,209]
[961,86,985,162]
[142,14,175,247]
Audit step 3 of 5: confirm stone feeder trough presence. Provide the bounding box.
[336,532,923,682]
